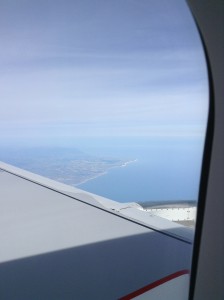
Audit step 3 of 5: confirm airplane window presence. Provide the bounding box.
[0,2,208,298]
[0,0,208,223]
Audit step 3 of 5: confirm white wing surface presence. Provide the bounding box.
[0,162,193,299]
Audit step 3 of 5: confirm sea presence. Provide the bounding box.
[77,136,204,203]
[0,137,204,204]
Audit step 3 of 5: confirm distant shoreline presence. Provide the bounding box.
[121,159,138,167]
[76,159,137,187]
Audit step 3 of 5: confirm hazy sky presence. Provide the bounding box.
[0,0,208,146]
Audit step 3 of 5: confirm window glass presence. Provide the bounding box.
[0,0,208,225]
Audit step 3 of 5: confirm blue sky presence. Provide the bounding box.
[0,0,208,146]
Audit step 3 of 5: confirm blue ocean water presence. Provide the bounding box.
[0,137,204,204]
[78,137,204,203]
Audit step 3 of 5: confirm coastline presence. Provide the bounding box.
[121,159,138,167]
[75,159,137,187]
[74,171,107,187]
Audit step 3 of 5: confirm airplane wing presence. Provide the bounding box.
[0,162,193,299]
